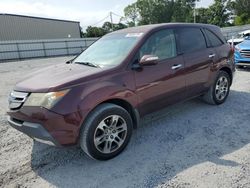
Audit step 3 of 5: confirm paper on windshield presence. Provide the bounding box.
[125,33,144,38]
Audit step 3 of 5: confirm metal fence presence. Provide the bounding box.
[1,24,250,62]
[0,38,98,62]
[221,24,250,40]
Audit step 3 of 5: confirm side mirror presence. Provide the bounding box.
[139,55,159,66]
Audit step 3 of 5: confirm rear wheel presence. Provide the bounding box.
[202,71,231,105]
[80,103,133,160]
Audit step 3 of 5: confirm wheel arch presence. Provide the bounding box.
[80,97,140,133]
[219,66,233,86]
[99,98,140,129]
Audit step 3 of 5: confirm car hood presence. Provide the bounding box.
[228,38,244,43]
[238,40,250,50]
[14,63,108,93]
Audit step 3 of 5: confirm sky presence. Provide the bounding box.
[0,0,213,28]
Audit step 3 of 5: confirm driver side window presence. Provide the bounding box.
[139,29,177,60]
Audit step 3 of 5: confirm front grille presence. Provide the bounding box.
[240,50,250,58]
[9,91,29,110]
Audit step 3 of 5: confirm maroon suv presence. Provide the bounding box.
[7,23,235,160]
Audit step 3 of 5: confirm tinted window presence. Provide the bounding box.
[204,29,223,47]
[139,29,176,60]
[177,28,206,53]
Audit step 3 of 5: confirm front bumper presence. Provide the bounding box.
[7,106,83,146]
[7,116,60,146]
[235,61,250,66]
[235,51,250,66]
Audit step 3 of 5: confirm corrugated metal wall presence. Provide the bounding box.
[0,38,98,62]
[0,14,81,41]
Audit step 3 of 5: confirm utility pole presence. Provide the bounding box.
[194,9,196,23]
[194,0,196,23]
[110,12,114,31]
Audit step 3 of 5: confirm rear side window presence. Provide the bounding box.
[177,28,206,53]
[139,29,177,60]
[204,29,224,47]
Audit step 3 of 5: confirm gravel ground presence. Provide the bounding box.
[0,57,250,188]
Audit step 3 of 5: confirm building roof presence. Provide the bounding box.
[0,13,80,24]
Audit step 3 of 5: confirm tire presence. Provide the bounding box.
[236,65,244,69]
[79,103,133,160]
[202,71,231,105]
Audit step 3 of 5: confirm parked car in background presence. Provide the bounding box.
[235,36,250,68]
[228,30,250,46]
[7,23,235,160]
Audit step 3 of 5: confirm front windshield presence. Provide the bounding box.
[73,33,143,67]
[236,33,244,38]
[244,34,250,40]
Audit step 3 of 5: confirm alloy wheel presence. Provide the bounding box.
[94,115,127,154]
[215,76,229,101]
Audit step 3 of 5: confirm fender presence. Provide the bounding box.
[51,71,138,127]
[78,82,138,121]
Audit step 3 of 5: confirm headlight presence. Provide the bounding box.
[235,46,241,52]
[23,89,69,109]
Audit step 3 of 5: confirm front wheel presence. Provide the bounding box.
[202,71,231,105]
[79,103,133,160]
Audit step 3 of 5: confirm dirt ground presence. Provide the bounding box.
[0,57,250,188]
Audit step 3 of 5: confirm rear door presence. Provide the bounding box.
[176,27,216,98]
[203,28,230,65]
[133,29,186,116]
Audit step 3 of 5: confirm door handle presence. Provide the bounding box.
[209,54,216,58]
[171,64,182,70]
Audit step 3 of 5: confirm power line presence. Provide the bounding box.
[92,15,110,26]
[111,11,124,18]
[81,14,110,28]
[81,11,125,29]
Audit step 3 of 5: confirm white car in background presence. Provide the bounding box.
[228,30,250,46]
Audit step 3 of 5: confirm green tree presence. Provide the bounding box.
[79,26,86,38]
[195,8,209,24]
[123,0,243,27]
[230,0,250,25]
[206,0,231,27]
[85,26,107,37]
[102,22,113,32]
[113,23,128,30]
[123,0,198,25]
[84,22,127,38]
[136,0,174,24]
[102,22,127,32]
[124,3,139,26]
[234,15,250,25]
[172,0,197,22]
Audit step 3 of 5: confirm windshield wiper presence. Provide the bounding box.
[74,61,100,68]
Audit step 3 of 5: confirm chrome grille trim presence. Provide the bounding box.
[240,50,250,58]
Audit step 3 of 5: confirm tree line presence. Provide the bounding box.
[82,0,250,37]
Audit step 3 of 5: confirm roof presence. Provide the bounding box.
[0,13,80,24]
[113,23,219,34]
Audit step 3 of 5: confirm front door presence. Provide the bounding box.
[133,29,186,116]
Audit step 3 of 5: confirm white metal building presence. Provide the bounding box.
[0,14,81,41]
